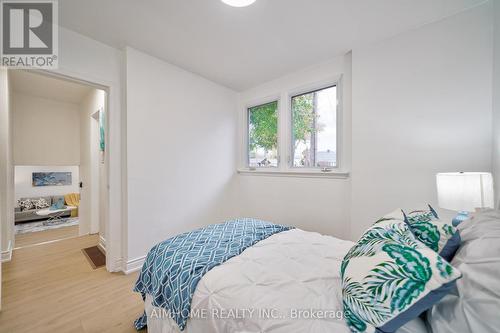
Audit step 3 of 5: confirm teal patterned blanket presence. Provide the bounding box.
[133,218,293,330]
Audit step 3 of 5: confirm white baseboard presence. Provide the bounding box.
[123,256,146,274]
[1,241,12,262]
[111,258,123,272]
[98,235,106,253]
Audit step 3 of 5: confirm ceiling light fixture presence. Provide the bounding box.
[221,0,256,7]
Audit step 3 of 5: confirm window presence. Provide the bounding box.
[291,85,337,168]
[239,78,346,178]
[247,101,278,168]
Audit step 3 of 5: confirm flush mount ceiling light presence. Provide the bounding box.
[221,0,256,7]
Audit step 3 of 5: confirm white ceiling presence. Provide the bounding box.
[59,0,486,91]
[10,71,93,104]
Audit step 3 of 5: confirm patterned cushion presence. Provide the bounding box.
[403,205,461,261]
[18,199,34,211]
[32,198,50,210]
[341,211,462,333]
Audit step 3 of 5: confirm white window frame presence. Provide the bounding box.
[289,80,341,171]
[238,76,348,179]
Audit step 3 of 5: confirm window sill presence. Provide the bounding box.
[237,168,350,179]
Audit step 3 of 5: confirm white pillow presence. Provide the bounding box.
[427,209,500,332]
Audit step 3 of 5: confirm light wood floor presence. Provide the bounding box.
[0,233,145,333]
[15,225,80,248]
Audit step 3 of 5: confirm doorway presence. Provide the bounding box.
[9,70,108,254]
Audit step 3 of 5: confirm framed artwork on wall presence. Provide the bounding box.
[32,172,72,187]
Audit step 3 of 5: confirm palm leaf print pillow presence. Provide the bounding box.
[403,205,460,261]
[341,211,461,333]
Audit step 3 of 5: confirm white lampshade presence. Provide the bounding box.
[436,172,494,212]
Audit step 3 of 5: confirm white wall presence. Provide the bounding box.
[99,147,107,247]
[54,27,124,271]
[235,54,352,239]
[79,89,106,237]
[351,4,493,239]
[12,93,81,166]
[125,47,238,266]
[493,0,500,209]
[0,69,14,264]
[14,166,80,200]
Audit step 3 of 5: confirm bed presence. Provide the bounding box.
[135,222,430,333]
[144,228,353,333]
[134,210,500,333]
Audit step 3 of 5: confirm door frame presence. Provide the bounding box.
[12,68,123,272]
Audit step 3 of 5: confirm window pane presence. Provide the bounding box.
[292,86,337,168]
[248,101,278,167]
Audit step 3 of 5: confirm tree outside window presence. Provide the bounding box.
[292,86,337,168]
[248,101,278,167]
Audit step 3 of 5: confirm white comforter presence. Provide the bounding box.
[145,229,354,333]
[144,228,428,333]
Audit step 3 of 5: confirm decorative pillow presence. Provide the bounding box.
[341,211,462,333]
[18,199,34,211]
[403,205,460,261]
[32,198,50,210]
[50,197,65,210]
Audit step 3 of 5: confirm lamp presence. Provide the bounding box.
[436,172,494,226]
